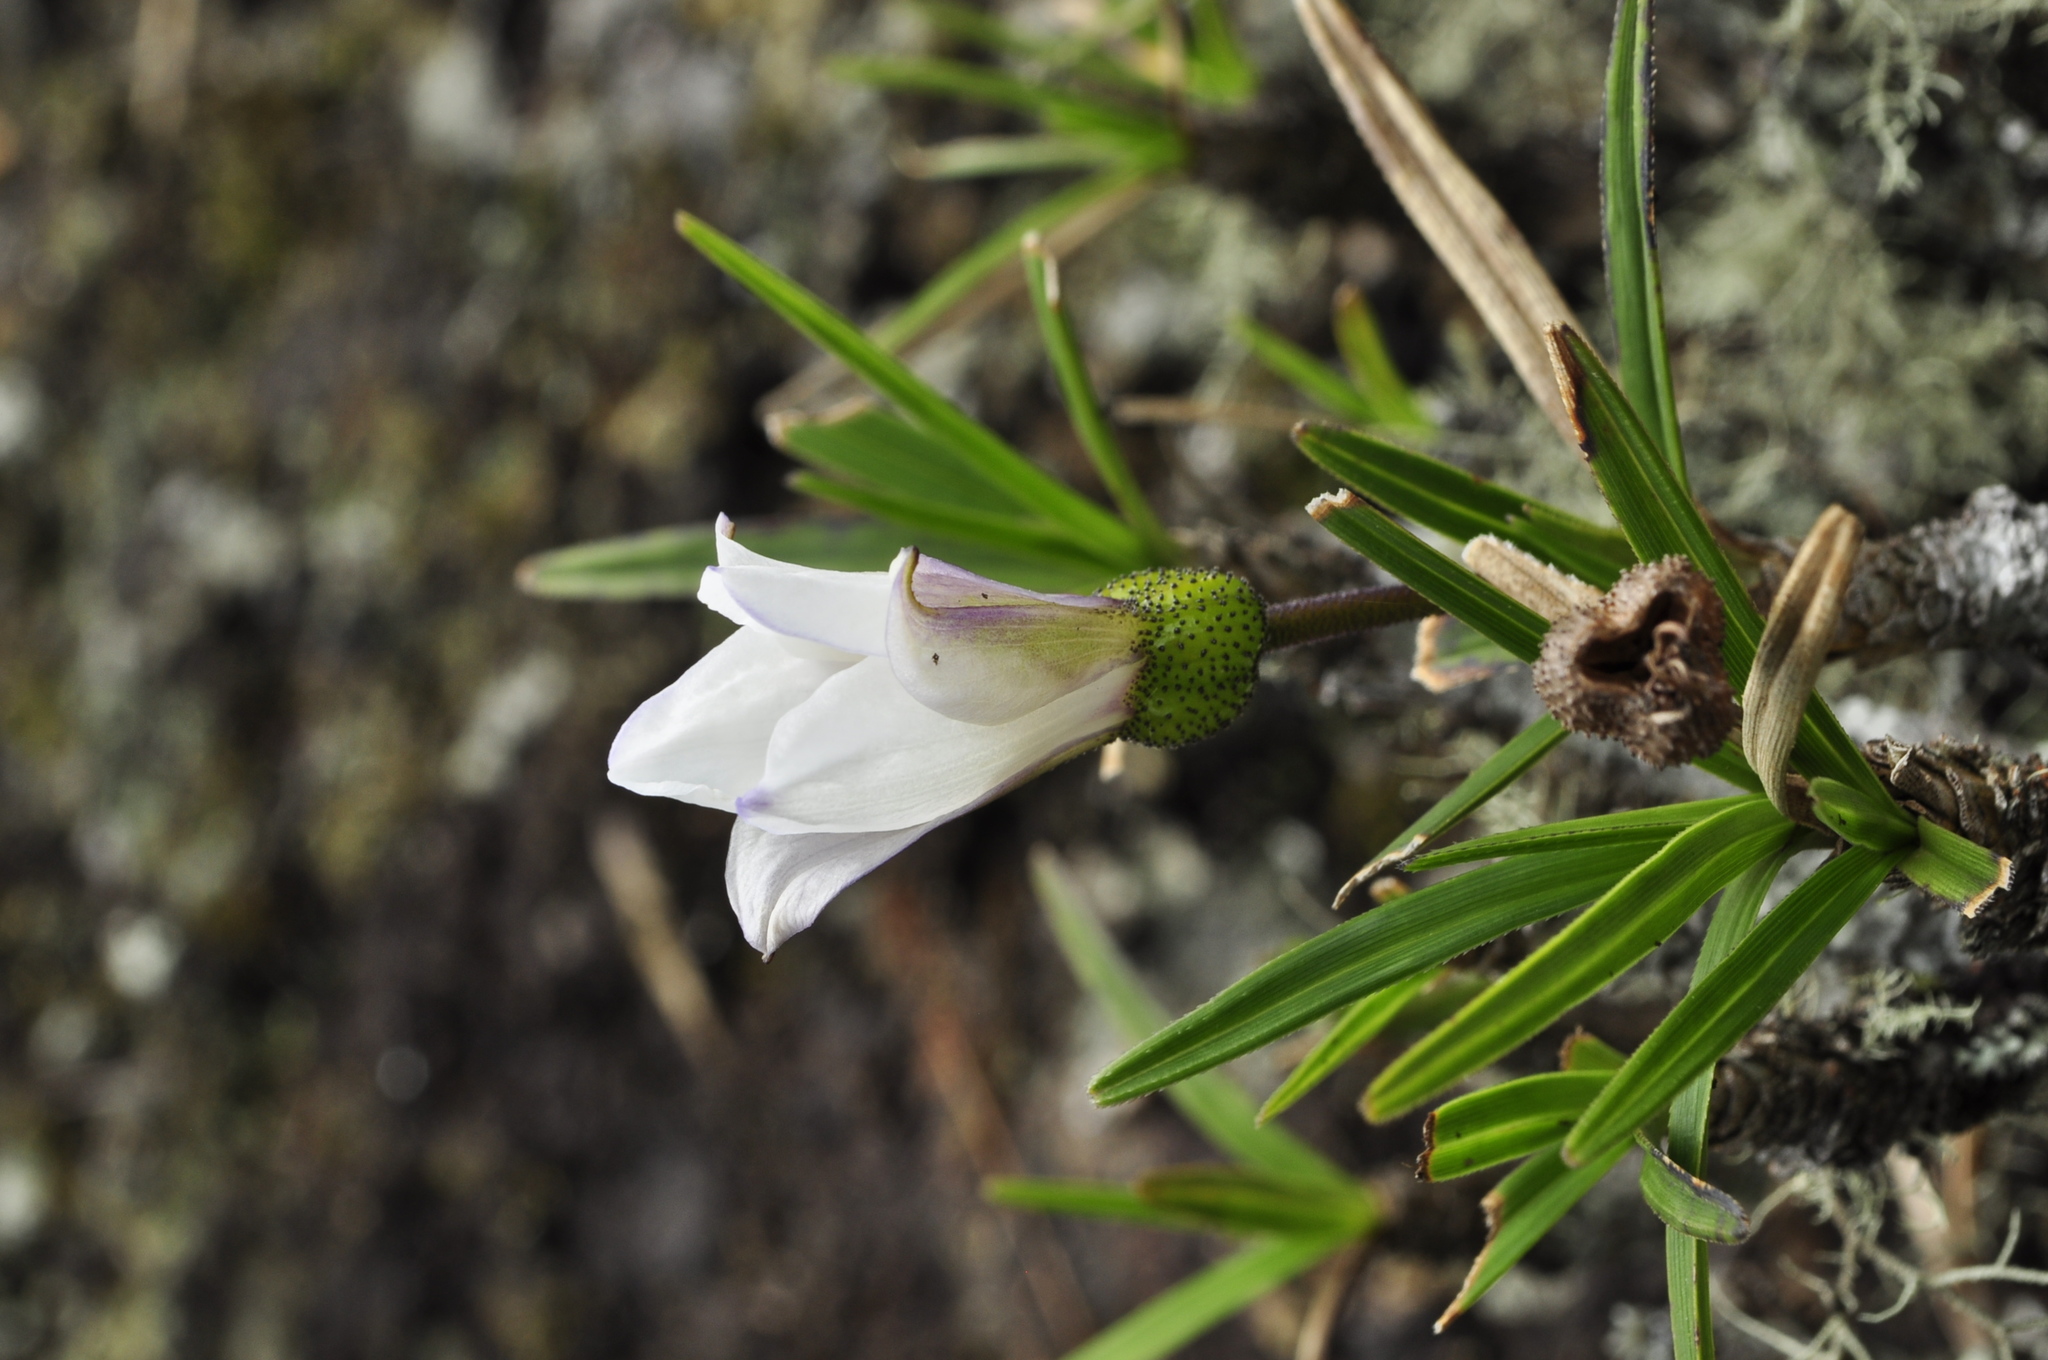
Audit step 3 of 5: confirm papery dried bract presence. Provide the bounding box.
[1532,556,1737,767]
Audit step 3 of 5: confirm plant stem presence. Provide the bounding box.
[1263,585,1435,650]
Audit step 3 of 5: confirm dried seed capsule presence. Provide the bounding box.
[1531,556,1738,768]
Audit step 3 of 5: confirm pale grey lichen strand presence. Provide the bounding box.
[1842,486,2048,663]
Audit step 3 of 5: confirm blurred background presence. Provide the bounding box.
[6,1,2048,1357]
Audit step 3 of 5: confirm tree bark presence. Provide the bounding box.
[1744,486,2048,666]
[1709,958,2048,1167]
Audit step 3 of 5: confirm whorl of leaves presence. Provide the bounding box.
[1868,738,2048,954]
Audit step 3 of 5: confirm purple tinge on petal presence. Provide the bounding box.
[884,548,1142,725]
[725,818,940,956]
[898,552,1104,611]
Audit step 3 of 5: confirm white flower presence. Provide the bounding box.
[608,517,1150,955]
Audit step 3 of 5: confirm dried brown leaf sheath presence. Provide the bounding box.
[1293,0,1581,447]
[1532,557,1738,767]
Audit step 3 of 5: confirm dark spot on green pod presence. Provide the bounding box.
[1096,568,1266,748]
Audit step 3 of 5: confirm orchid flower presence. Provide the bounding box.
[609,517,1268,955]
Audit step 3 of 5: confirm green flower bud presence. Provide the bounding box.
[1098,568,1267,748]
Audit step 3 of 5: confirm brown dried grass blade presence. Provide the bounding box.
[1293,0,1581,445]
[1741,505,1865,815]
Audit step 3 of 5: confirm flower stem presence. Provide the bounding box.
[1263,585,1436,650]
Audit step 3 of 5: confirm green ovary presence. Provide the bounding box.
[1098,568,1267,748]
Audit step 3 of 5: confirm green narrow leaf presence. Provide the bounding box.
[1638,1141,1748,1244]
[1331,284,1432,432]
[1344,717,1569,885]
[1655,841,1802,1356]
[775,406,1030,514]
[1693,742,1763,794]
[1234,316,1379,426]
[676,213,1147,566]
[1392,971,1493,1034]
[1365,799,1792,1122]
[1061,1232,1354,1360]
[1182,0,1259,107]
[1601,0,1685,489]
[1022,241,1177,560]
[1666,844,1801,1173]
[1667,1229,1713,1360]
[1564,845,1908,1166]
[1436,1143,1630,1330]
[1901,818,2012,913]
[1806,776,1915,853]
[913,1,1156,95]
[1256,972,1434,1125]
[1029,847,1351,1188]
[1551,327,1888,809]
[1295,424,1631,586]
[1561,1030,1628,1072]
[900,133,1134,179]
[829,56,1178,149]
[790,472,1123,585]
[1406,796,1753,871]
[1307,492,1549,661]
[1514,500,1641,579]
[984,1176,1211,1232]
[1419,1071,1614,1181]
[1134,1165,1376,1237]
[1551,328,1751,660]
[513,518,901,600]
[1090,842,1655,1106]
[1655,842,1794,1354]
[872,165,1159,352]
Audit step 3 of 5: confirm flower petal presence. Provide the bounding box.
[726,818,940,956]
[608,627,856,810]
[698,519,889,655]
[885,549,1142,724]
[704,558,890,655]
[736,655,1135,833]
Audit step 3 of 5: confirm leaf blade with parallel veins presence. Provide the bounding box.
[1406,796,1754,871]
[1134,1165,1376,1237]
[1436,1143,1630,1331]
[1306,490,1548,661]
[1030,848,1350,1188]
[514,517,902,600]
[1062,1232,1358,1360]
[1257,972,1434,1125]
[1563,845,1909,1166]
[676,212,1148,568]
[1365,798,1792,1122]
[1420,1071,1614,1181]
[983,1177,1211,1233]
[1334,717,1569,903]
[1601,0,1685,488]
[1091,842,1655,1107]
[1638,1140,1749,1244]
[1295,424,1630,587]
